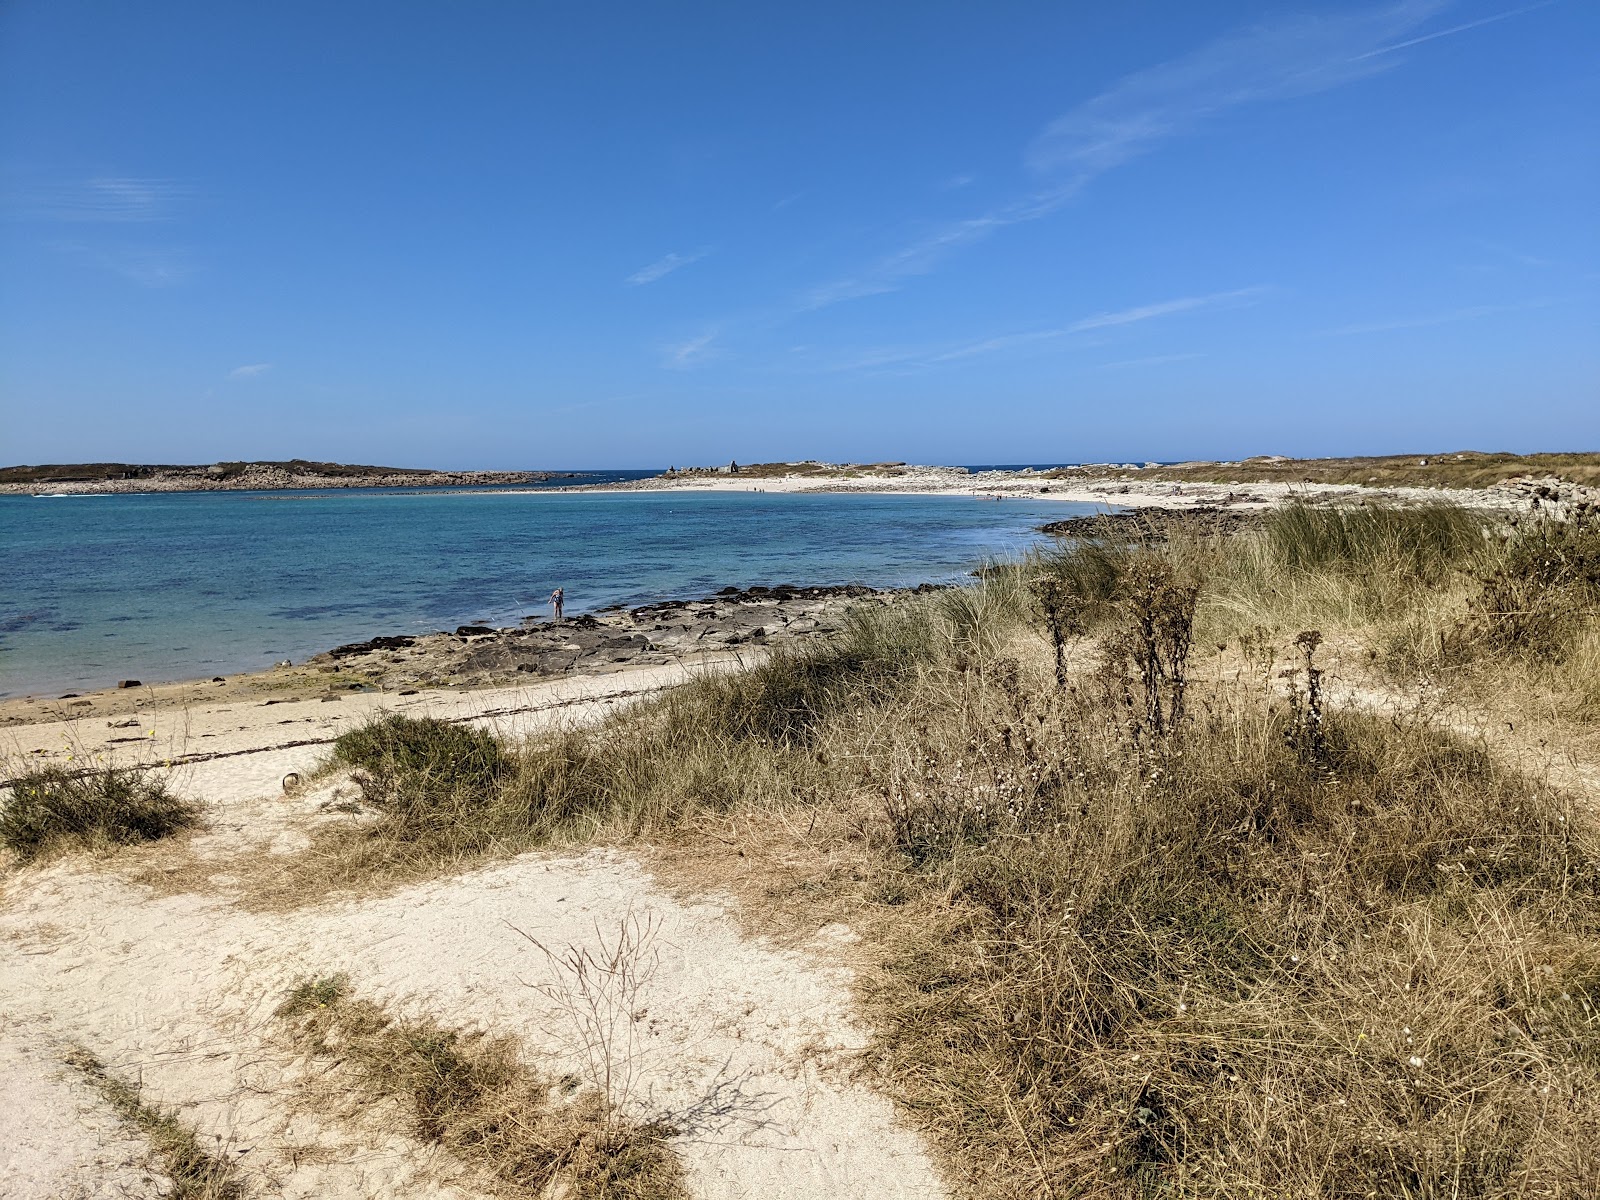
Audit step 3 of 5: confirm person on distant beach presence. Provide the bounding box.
[550,587,565,621]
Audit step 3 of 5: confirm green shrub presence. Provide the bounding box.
[333,715,510,818]
[1,764,200,860]
[1466,504,1600,661]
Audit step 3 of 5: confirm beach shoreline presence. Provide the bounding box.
[0,582,912,732]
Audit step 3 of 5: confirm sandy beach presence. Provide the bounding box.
[573,461,1570,514]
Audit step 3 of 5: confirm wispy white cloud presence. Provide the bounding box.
[1098,351,1208,370]
[109,247,193,287]
[803,206,1057,308]
[1068,287,1269,333]
[1319,300,1547,335]
[1352,1,1555,60]
[806,1,1548,310]
[229,362,273,378]
[8,175,189,223]
[835,286,1267,371]
[1473,239,1555,268]
[661,330,721,369]
[626,250,706,286]
[1025,1,1453,178]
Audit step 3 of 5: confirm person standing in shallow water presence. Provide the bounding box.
[549,587,564,622]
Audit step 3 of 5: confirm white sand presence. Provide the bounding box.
[551,466,1548,513]
[1,664,948,1199]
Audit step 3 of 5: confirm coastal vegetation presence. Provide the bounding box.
[63,1046,245,1200]
[0,458,556,493]
[1043,449,1600,490]
[0,762,200,861]
[0,458,437,484]
[274,977,685,1199]
[296,500,1600,1197]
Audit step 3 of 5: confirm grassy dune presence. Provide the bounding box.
[1046,449,1600,489]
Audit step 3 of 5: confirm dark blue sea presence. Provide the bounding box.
[0,482,1106,697]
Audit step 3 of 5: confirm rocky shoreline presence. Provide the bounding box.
[304,582,914,692]
[0,583,925,724]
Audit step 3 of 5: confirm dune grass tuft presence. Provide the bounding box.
[290,603,942,888]
[65,1046,245,1200]
[275,977,686,1199]
[1,763,200,861]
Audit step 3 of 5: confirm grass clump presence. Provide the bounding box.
[1464,504,1600,663]
[275,977,685,1199]
[1263,501,1488,582]
[334,714,510,809]
[64,1046,245,1200]
[1,764,200,861]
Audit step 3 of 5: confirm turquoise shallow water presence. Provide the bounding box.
[0,486,1105,697]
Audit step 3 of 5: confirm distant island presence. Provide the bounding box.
[0,459,568,495]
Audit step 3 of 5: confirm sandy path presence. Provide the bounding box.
[1,665,948,1199]
[1322,673,1600,810]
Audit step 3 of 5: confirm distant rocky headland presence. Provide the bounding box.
[0,459,566,495]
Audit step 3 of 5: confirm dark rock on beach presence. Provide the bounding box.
[304,582,889,690]
[1039,505,1264,540]
[329,635,417,658]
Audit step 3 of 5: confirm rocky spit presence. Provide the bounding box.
[301,583,917,693]
[0,464,561,495]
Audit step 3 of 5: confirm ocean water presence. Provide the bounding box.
[0,486,1106,697]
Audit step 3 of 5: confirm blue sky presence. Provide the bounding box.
[1,1,1595,468]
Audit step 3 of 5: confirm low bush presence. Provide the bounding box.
[1,764,200,861]
[334,715,510,803]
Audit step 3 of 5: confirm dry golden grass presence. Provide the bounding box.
[857,657,1600,1197]
[1044,450,1600,489]
[274,977,686,1199]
